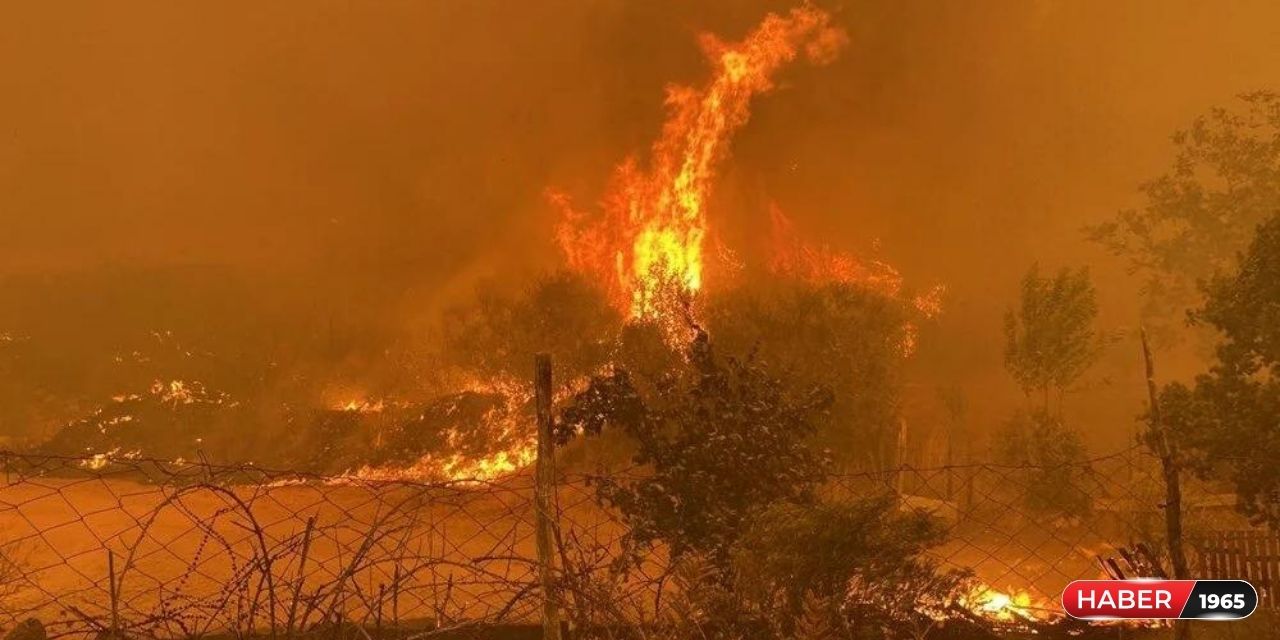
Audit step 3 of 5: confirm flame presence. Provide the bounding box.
[336,399,385,413]
[959,584,1046,623]
[553,6,847,329]
[345,376,540,485]
[768,206,947,355]
[768,205,905,297]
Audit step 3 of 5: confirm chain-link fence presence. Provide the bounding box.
[0,447,1259,638]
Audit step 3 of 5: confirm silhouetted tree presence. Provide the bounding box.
[993,409,1092,518]
[1003,264,1101,412]
[1160,213,1280,527]
[705,281,911,469]
[558,331,832,570]
[440,271,622,382]
[1088,91,1280,342]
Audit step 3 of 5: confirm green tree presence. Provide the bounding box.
[1003,265,1102,412]
[1160,213,1280,526]
[1088,91,1280,340]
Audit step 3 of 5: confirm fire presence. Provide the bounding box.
[959,584,1046,623]
[553,6,847,328]
[768,205,904,298]
[768,206,946,355]
[345,376,540,485]
[336,399,385,413]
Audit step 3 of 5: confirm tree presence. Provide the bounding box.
[1160,213,1280,527]
[440,271,622,383]
[993,409,1092,518]
[1088,91,1280,340]
[705,281,912,469]
[557,329,832,569]
[1003,265,1101,412]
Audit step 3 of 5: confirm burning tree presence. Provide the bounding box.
[551,6,848,331]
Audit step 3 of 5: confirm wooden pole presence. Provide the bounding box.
[1141,328,1191,640]
[534,353,561,640]
[894,417,908,495]
[944,419,955,502]
[108,549,120,639]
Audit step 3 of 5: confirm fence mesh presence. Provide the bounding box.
[0,447,1248,638]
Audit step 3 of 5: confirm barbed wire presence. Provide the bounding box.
[0,447,1261,638]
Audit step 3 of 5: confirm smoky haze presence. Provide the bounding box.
[2,0,1278,447]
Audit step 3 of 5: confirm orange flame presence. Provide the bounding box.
[768,205,905,298]
[768,206,946,355]
[553,7,847,327]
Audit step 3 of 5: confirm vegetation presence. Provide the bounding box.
[706,281,912,469]
[1003,265,1102,412]
[556,324,971,639]
[1089,91,1280,341]
[997,265,1098,518]
[1160,213,1280,527]
[993,409,1092,518]
[440,271,622,383]
[558,329,831,568]
[655,498,967,640]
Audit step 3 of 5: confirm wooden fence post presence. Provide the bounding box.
[534,353,561,640]
[108,549,120,639]
[1141,328,1191,640]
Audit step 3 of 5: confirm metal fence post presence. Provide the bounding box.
[534,353,561,640]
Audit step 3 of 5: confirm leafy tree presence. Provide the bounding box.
[557,329,832,569]
[1160,213,1280,526]
[1003,265,1101,411]
[1088,91,1280,339]
[994,409,1093,518]
[705,281,912,469]
[440,271,621,382]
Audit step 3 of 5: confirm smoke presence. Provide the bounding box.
[2,0,1279,446]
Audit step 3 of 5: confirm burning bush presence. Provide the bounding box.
[38,379,247,463]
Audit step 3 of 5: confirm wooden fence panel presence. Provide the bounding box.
[1194,530,1280,609]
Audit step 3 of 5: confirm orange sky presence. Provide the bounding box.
[2,0,1279,446]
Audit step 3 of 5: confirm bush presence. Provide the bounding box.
[559,329,831,569]
[654,497,968,640]
[993,410,1092,518]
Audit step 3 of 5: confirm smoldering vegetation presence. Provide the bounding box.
[0,265,924,478]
